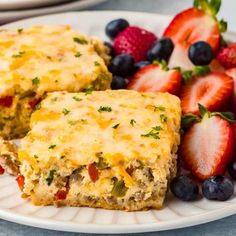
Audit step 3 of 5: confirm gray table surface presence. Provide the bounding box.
[1,0,236,235]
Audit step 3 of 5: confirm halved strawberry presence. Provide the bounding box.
[181,110,234,180]
[180,72,233,114]
[163,8,220,70]
[225,68,236,112]
[127,64,181,95]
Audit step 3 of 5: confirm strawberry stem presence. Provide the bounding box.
[198,104,211,119]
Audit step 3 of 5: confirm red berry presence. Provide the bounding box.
[217,43,236,69]
[0,165,5,175]
[113,26,157,62]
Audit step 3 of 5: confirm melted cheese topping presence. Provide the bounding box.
[0,25,111,96]
[20,90,181,180]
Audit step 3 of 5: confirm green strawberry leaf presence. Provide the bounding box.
[182,70,193,84]
[193,0,221,16]
[193,65,210,77]
[212,112,236,123]
[181,114,200,129]
[220,35,228,47]
[181,66,210,84]
[218,19,228,33]
[198,104,211,118]
[153,59,169,71]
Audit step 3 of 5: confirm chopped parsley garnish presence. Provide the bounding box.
[68,120,77,125]
[84,87,94,95]
[12,51,25,58]
[112,123,120,129]
[130,119,136,126]
[74,52,82,58]
[160,114,167,123]
[47,56,52,60]
[141,126,161,140]
[46,169,56,186]
[154,106,166,112]
[94,61,100,66]
[17,28,23,34]
[33,155,39,159]
[80,119,87,122]
[48,144,56,149]
[72,96,82,101]
[60,155,66,159]
[32,77,40,85]
[62,108,70,115]
[51,97,58,102]
[141,131,160,139]
[152,126,162,131]
[98,106,112,113]
[73,37,88,45]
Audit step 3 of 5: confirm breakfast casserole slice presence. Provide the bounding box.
[18,90,181,211]
[0,25,111,139]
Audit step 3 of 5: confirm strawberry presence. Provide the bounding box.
[225,68,236,111]
[163,8,220,70]
[180,72,233,114]
[210,59,225,72]
[217,43,236,69]
[113,26,157,62]
[181,106,234,180]
[127,64,181,95]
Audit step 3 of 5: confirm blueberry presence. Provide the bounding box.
[170,175,199,201]
[202,176,234,201]
[188,41,213,65]
[109,54,134,77]
[104,41,115,57]
[105,18,129,39]
[147,37,174,62]
[111,76,126,90]
[134,61,151,71]
[228,161,236,180]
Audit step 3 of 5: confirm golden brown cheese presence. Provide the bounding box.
[19,90,181,211]
[0,25,111,138]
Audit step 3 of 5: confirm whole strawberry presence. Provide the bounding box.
[217,43,236,69]
[113,26,157,62]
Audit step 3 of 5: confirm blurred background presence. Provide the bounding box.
[1,0,235,31]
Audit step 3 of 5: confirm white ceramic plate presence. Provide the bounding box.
[0,0,68,10]
[0,11,236,234]
[0,0,108,24]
